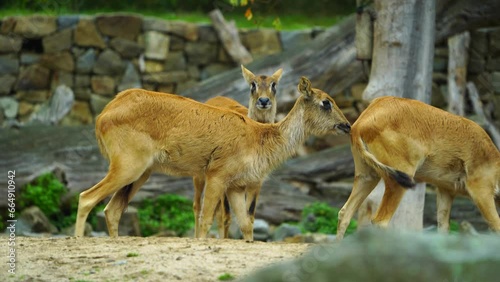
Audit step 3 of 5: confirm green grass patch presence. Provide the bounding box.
[126,252,139,257]
[300,202,357,235]
[218,273,236,281]
[138,194,194,237]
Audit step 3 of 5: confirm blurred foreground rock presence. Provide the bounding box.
[241,229,500,282]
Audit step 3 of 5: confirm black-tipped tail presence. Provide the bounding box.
[390,170,416,188]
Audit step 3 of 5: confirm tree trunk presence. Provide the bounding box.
[447,31,470,116]
[358,0,436,231]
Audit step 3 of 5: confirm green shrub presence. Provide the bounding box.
[19,173,104,231]
[300,202,357,235]
[449,220,460,234]
[138,194,194,237]
[19,173,67,218]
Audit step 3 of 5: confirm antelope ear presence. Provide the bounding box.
[271,68,283,82]
[241,65,255,84]
[298,76,313,98]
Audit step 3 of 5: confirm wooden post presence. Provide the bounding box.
[355,0,374,60]
[209,9,253,65]
[447,31,470,116]
[467,82,500,149]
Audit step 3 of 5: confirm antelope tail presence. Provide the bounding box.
[356,137,416,189]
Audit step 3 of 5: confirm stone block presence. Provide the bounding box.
[42,28,72,53]
[16,64,51,90]
[142,31,169,60]
[40,51,74,72]
[0,34,22,53]
[118,62,141,92]
[95,14,143,40]
[20,53,40,65]
[109,37,143,59]
[13,16,57,38]
[93,49,125,75]
[51,71,74,88]
[74,19,106,49]
[142,70,188,84]
[0,55,19,75]
[0,74,16,95]
[15,90,50,103]
[76,48,96,74]
[90,94,112,115]
[164,51,186,71]
[185,42,217,64]
[57,15,80,29]
[91,75,116,95]
[0,97,18,119]
[241,29,282,59]
[200,64,234,80]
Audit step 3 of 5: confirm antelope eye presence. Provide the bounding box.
[250,82,257,92]
[322,100,332,111]
[270,82,277,93]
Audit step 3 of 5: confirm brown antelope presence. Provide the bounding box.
[193,66,282,239]
[75,77,350,241]
[336,96,500,240]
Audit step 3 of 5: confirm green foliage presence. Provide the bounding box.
[218,273,236,281]
[300,202,357,235]
[19,173,67,218]
[18,173,104,231]
[0,214,4,231]
[449,220,460,234]
[126,252,139,257]
[138,194,194,237]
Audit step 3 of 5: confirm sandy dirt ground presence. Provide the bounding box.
[2,236,310,282]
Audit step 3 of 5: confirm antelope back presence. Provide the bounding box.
[241,65,283,123]
[205,96,248,116]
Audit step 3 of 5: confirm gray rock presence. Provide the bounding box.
[29,85,74,125]
[93,49,125,75]
[91,75,116,95]
[57,15,80,29]
[90,94,112,115]
[51,71,74,88]
[243,229,500,282]
[0,75,16,95]
[95,206,141,236]
[118,62,141,91]
[16,64,51,90]
[164,51,187,71]
[0,97,19,118]
[142,71,188,84]
[42,28,72,53]
[185,42,217,64]
[13,16,57,38]
[241,29,282,59]
[169,21,198,41]
[95,14,143,41]
[18,206,58,234]
[280,30,313,51]
[74,75,90,88]
[109,37,144,59]
[491,72,500,93]
[76,48,96,74]
[197,24,218,43]
[272,223,302,241]
[40,51,74,72]
[470,29,488,54]
[253,219,270,241]
[0,34,22,53]
[74,19,106,49]
[0,55,19,75]
[169,35,185,51]
[486,57,500,72]
[433,57,448,72]
[143,31,169,60]
[15,90,50,103]
[490,28,500,54]
[20,53,41,65]
[143,17,170,32]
